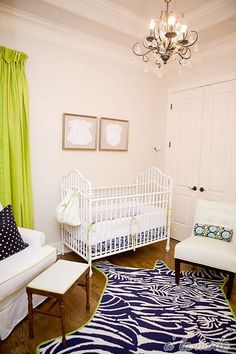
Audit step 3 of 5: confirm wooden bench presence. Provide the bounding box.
[26,260,90,346]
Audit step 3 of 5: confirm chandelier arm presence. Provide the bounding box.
[166,38,173,53]
[177,52,188,65]
[168,42,176,53]
[177,31,198,48]
[178,47,191,61]
[179,46,188,56]
[142,38,154,50]
[177,52,185,61]
[132,40,151,54]
[140,37,162,56]
[187,31,198,47]
[141,47,156,57]
[132,44,157,64]
[182,30,188,41]
[132,42,150,55]
[182,47,191,57]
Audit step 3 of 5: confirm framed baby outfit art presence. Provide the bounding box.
[63,113,98,150]
[99,117,129,151]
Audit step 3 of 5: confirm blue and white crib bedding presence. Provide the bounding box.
[90,227,166,255]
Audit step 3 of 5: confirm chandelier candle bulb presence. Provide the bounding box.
[168,15,176,31]
[168,16,176,25]
[132,0,198,75]
[180,24,188,33]
[149,19,155,36]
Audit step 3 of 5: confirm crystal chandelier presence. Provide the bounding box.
[132,0,198,76]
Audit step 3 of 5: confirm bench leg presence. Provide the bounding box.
[27,291,34,338]
[227,272,234,300]
[175,259,180,285]
[59,299,66,346]
[86,272,90,310]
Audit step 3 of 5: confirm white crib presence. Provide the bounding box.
[60,167,172,274]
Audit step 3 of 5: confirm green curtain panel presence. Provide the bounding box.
[0,46,34,228]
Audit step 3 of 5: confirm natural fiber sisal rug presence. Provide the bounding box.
[37,261,236,354]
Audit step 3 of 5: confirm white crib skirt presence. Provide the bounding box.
[89,206,167,245]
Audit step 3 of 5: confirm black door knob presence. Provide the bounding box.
[189,186,197,191]
[199,187,204,192]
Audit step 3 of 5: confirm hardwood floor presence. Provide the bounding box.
[1,239,236,354]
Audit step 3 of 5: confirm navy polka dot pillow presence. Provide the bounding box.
[0,205,29,261]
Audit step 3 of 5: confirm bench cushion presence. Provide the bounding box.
[175,236,236,273]
[27,260,89,294]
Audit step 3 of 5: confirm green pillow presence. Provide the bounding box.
[194,223,233,242]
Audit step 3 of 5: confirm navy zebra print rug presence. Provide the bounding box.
[38,260,236,354]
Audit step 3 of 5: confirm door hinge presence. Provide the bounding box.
[168,141,172,148]
[170,103,173,110]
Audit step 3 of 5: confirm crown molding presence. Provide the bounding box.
[199,32,236,59]
[185,0,236,32]
[0,3,133,65]
[41,0,147,39]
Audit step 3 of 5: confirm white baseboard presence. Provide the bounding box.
[48,241,71,255]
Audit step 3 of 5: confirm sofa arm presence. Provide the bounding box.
[18,227,46,247]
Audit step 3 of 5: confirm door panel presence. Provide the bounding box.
[200,81,236,202]
[165,88,203,241]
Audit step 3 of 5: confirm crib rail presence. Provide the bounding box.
[93,184,137,198]
[136,167,171,193]
[60,169,92,196]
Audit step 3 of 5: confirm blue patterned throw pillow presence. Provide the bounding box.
[194,223,233,242]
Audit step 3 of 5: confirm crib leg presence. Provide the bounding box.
[61,242,65,256]
[88,247,93,277]
[60,225,65,256]
[165,238,170,252]
[89,263,93,277]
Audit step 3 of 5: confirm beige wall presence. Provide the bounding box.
[166,53,236,90]
[0,28,168,247]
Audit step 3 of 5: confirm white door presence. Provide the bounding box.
[165,80,236,241]
[199,81,236,203]
[165,87,204,241]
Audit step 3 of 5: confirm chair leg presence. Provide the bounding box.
[175,259,180,285]
[227,272,234,300]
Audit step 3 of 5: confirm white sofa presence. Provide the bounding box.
[0,227,57,340]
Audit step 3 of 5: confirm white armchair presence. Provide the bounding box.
[0,227,57,340]
[174,199,236,299]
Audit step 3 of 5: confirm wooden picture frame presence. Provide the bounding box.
[63,113,98,150]
[99,117,129,151]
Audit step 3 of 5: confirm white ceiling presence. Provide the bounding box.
[0,0,236,67]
